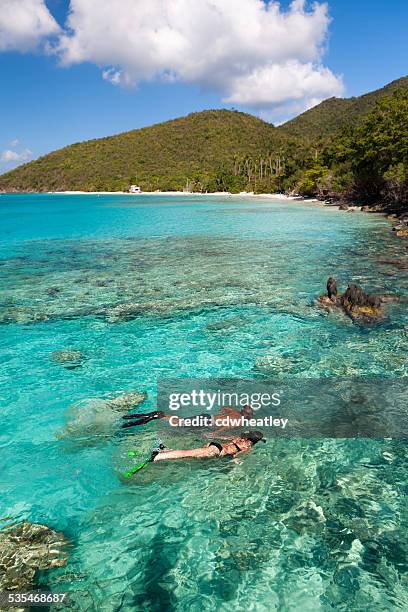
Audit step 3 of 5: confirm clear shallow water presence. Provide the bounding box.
[0,193,408,611]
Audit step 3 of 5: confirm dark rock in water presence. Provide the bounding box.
[317,278,387,325]
[326,277,338,301]
[46,287,61,297]
[339,203,349,211]
[0,521,69,593]
[342,283,385,323]
[365,294,382,308]
[51,349,85,369]
[344,302,385,325]
[343,283,367,307]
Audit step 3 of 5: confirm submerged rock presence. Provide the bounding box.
[0,307,49,325]
[46,287,61,297]
[106,391,147,412]
[205,316,246,331]
[102,302,148,322]
[285,500,326,535]
[378,258,408,272]
[0,521,69,594]
[57,390,147,443]
[51,349,85,369]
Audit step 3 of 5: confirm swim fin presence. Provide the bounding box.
[121,411,165,427]
[121,417,152,428]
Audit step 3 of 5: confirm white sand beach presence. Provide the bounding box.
[51,190,320,203]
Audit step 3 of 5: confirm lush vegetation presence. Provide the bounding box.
[280,76,408,141]
[317,90,408,207]
[213,84,408,208]
[0,110,281,193]
[0,77,407,211]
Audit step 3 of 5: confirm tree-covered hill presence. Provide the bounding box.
[0,77,407,210]
[0,109,282,193]
[279,76,408,141]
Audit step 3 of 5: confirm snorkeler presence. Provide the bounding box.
[151,431,265,462]
[121,404,254,430]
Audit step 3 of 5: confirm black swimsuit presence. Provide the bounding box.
[209,441,223,453]
[209,441,242,455]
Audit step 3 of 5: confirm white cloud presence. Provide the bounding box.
[1,148,32,163]
[9,138,20,147]
[0,0,343,119]
[224,60,343,106]
[57,0,343,117]
[0,0,59,52]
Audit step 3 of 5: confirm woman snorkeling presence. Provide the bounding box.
[151,430,265,462]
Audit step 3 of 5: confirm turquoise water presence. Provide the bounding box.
[1,193,408,611]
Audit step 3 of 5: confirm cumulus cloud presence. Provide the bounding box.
[1,148,32,163]
[0,0,59,52]
[0,0,343,119]
[56,0,343,117]
[224,60,343,106]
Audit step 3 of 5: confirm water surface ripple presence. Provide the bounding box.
[0,194,407,611]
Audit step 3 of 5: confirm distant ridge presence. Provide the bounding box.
[0,76,407,193]
[278,76,408,140]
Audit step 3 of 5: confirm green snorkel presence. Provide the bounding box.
[123,442,165,478]
[123,451,149,478]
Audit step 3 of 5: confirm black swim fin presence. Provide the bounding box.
[121,411,165,428]
[122,418,150,428]
[122,410,164,423]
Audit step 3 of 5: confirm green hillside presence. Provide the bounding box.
[0,109,281,193]
[0,77,407,209]
[279,76,408,140]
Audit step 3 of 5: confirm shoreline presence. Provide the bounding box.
[45,190,321,204]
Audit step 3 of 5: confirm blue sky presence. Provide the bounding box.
[0,0,407,172]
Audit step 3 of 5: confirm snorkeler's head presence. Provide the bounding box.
[240,405,254,418]
[242,431,265,445]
